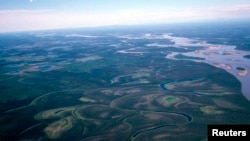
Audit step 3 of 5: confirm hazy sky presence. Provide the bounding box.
[0,0,250,32]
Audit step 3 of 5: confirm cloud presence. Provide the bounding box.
[0,4,250,32]
[194,4,250,19]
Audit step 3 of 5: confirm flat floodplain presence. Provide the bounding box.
[0,22,250,141]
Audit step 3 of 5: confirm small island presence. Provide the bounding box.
[243,55,250,59]
[174,54,205,60]
[236,67,248,76]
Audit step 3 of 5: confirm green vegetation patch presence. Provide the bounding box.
[165,96,177,103]
[200,106,223,115]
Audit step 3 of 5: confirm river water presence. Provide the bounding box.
[164,34,250,100]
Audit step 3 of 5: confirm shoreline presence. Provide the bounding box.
[164,34,250,100]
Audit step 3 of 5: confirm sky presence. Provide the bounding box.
[0,0,250,32]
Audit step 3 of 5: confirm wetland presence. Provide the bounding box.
[0,22,250,141]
